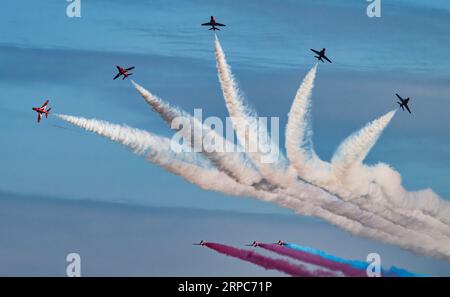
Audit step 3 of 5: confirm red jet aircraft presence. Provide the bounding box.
[201,16,226,31]
[113,65,135,80]
[32,100,51,123]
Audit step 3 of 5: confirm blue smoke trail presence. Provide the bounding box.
[388,266,425,277]
[284,243,425,277]
[285,243,367,270]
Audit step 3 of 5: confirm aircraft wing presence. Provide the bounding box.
[41,100,49,108]
[396,94,402,100]
[113,73,121,80]
[125,67,135,71]
[201,22,213,26]
[215,23,226,26]
[37,113,41,123]
[323,55,332,63]
[405,105,411,114]
[310,49,321,55]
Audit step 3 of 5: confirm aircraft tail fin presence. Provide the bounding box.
[46,108,51,117]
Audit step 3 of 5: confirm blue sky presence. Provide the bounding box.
[0,0,449,275]
[2,0,450,73]
[2,193,450,276]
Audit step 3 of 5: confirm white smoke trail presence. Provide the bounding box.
[214,35,287,183]
[326,110,450,232]
[54,116,449,257]
[132,80,264,187]
[56,114,167,156]
[55,114,204,165]
[280,177,450,258]
[283,68,450,239]
[331,110,396,177]
[56,114,450,259]
[131,80,190,125]
[214,36,450,251]
[361,163,450,230]
[53,115,324,215]
[273,187,450,259]
[285,64,318,170]
[130,75,450,246]
[285,64,336,187]
[56,114,267,198]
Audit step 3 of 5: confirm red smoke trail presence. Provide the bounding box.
[259,243,366,277]
[204,242,337,277]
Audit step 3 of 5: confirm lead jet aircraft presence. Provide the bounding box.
[310,48,332,63]
[32,100,51,123]
[396,93,412,114]
[201,16,226,31]
[113,65,135,80]
[193,240,207,246]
